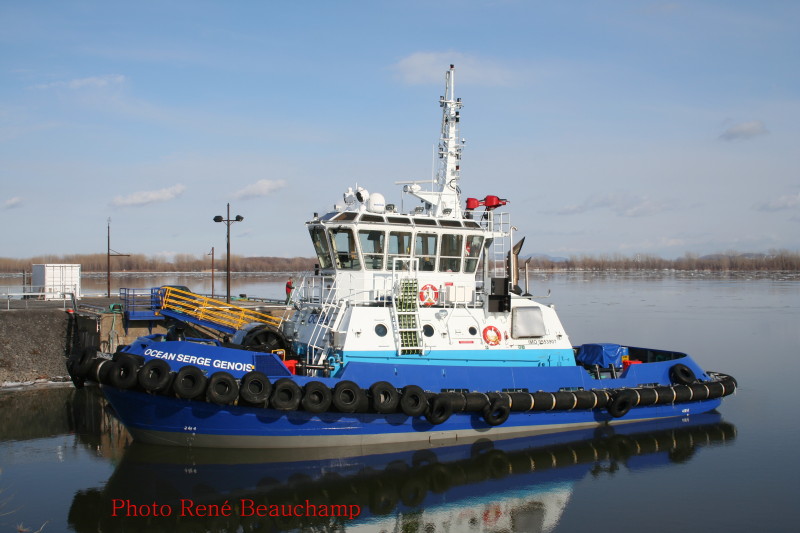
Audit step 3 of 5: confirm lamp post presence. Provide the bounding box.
[213,203,243,304]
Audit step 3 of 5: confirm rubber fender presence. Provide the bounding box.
[508,392,533,411]
[239,371,272,405]
[440,392,467,412]
[689,382,711,401]
[400,385,428,417]
[573,390,600,409]
[370,381,400,414]
[302,381,332,413]
[206,372,239,405]
[173,365,207,399]
[482,398,511,426]
[332,380,365,413]
[138,359,173,393]
[271,378,302,410]
[108,357,139,390]
[553,391,578,410]
[531,391,556,411]
[425,395,453,425]
[464,392,490,412]
[636,387,659,406]
[607,390,635,418]
[90,358,114,385]
[670,363,696,385]
[74,346,99,379]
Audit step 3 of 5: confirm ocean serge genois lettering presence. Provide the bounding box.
[110,499,361,520]
[142,348,254,372]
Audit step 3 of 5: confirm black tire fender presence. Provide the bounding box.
[239,371,272,405]
[206,372,239,405]
[670,363,696,385]
[108,356,139,390]
[302,381,332,413]
[400,385,428,417]
[370,381,400,414]
[425,395,453,425]
[138,359,173,393]
[173,365,207,399]
[608,390,635,418]
[332,380,365,413]
[482,398,511,426]
[271,378,302,410]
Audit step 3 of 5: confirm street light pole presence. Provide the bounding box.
[213,203,243,304]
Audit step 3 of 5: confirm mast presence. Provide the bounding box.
[402,64,465,218]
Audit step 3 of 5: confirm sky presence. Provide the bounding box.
[1,1,798,261]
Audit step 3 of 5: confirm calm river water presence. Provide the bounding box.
[1,272,798,532]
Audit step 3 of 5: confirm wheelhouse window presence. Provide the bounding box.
[358,229,385,270]
[439,234,463,272]
[415,233,437,271]
[464,235,484,273]
[328,227,361,270]
[388,231,412,270]
[309,226,333,269]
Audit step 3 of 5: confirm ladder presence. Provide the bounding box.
[392,278,423,356]
[307,279,344,366]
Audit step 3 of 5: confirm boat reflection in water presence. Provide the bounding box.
[68,407,735,533]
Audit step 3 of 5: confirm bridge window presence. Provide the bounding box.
[415,233,438,271]
[309,226,333,270]
[388,231,412,270]
[329,227,361,270]
[464,235,484,273]
[359,230,385,270]
[439,234,463,272]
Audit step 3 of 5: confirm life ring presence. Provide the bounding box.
[482,325,502,346]
[419,284,439,306]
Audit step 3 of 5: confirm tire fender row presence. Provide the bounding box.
[68,349,737,425]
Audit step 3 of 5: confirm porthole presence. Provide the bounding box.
[375,324,388,337]
[468,326,478,336]
[423,324,435,337]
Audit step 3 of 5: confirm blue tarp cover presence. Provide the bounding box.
[576,343,628,367]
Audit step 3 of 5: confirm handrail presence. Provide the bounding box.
[159,286,283,331]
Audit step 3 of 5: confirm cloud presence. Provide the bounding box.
[32,74,126,90]
[392,52,518,86]
[231,179,287,200]
[111,184,186,207]
[3,197,23,209]
[719,120,768,141]
[755,192,800,212]
[554,193,667,217]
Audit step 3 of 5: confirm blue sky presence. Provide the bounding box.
[1,1,798,261]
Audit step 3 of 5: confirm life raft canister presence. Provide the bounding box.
[482,325,501,346]
[419,284,439,306]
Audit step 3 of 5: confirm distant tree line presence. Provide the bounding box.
[0,249,797,274]
[0,254,317,273]
[525,250,800,272]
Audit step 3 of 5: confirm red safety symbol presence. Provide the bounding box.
[482,325,501,346]
[419,284,439,306]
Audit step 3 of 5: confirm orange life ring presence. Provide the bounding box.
[482,325,501,346]
[419,284,439,306]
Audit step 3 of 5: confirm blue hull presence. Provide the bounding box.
[102,383,722,449]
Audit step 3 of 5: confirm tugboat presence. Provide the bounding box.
[69,65,736,449]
